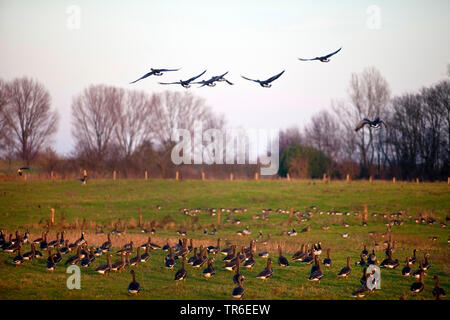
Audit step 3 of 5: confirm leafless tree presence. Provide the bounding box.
[71,84,123,165]
[332,67,390,176]
[2,77,59,165]
[279,126,303,155]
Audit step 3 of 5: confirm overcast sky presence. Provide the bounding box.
[0,0,449,155]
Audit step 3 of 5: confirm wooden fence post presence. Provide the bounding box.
[416,178,419,184]
[346,174,350,182]
[287,173,291,181]
[217,211,221,226]
[139,208,143,228]
[363,204,368,222]
[448,177,449,184]
[323,173,327,182]
[176,171,179,181]
[50,208,55,226]
[393,177,396,183]
[113,170,116,181]
[254,172,259,180]
[288,207,293,224]
[230,173,233,181]
[50,171,54,180]
[202,171,205,181]
[145,170,148,180]
[369,176,373,183]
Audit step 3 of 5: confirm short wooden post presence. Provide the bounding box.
[416,178,419,184]
[50,171,54,180]
[113,170,116,181]
[346,174,350,182]
[327,177,331,183]
[369,176,373,183]
[138,208,143,228]
[448,177,449,184]
[230,173,233,181]
[145,170,148,180]
[50,208,55,226]
[176,171,179,180]
[254,172,259,180]
[217,211,221,226]
[323,173,327,182]
[393,177,396,183]
[201,171,205,181]
[288,207,293,224]
[287,173,291,181]
[363,204,368,222]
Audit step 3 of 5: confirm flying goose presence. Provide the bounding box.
[298,47,342,62]
[193,72,233,87]
[159,70,206,88]
[355,117,387,132]
[130,68,180,83]
[241,70,285,88]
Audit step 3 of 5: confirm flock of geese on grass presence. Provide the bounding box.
[0,212,446,299]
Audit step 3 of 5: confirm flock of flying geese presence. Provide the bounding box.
[129,47,342,88]
[0,205,446,299]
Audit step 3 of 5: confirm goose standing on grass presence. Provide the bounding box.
[66,246,82,265]
[202,258,216,280]
[52,245,62,264]
[380,249,399,269]
[223,245,236,263]
[188,248,198,266]
[47,233,60,248]
[355,253,366,266]
[128,270,140,296]
[361,244,369,258]
[323,249,332,267]
[129,248,141,267]
[140,244,150,263]
[232,275,245,299]
[23,243,37,260]
[338,257,352,279]
[278,245,289,267]
[39,232,48,251]
[207,238,220,255]
[352,273,370,298]
[165,247,176,270]
[46,249,55,271]
[60,240,70,255]
[292,244,305,261]
[402,257,412,276]
[96,254,112,275]
[413,261,426,278]
[12,244,24,266]
[244,251,255,269]
[80,247,95,267]
[410,270,425,293]
[257,258,273,282]
[422,253,431,270]
[175,254,187,281]
[313,242,322,255]
[100,233,112,253]
[410,249,417,264]
[233,257,244,284]
[308,256,324,284]
[432,276,446,300]
[74,232,86,246]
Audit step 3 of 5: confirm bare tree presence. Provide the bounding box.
[2,77,59,165]
[71,84,123,165]
[332,67,390,176]
[279,126,303,155]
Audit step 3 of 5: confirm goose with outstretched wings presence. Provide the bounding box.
[130,68,180,84]
[159,70,207,88]
[241,70,285,88]
[298,47,342,62]
[355,117,387,132]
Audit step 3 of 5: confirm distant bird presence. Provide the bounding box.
[410,270,425,293]
[232,274,245,299]
[298,47,342,62]
[338,257,352,279]
[202,258,216,279]
[193,71,233,87]
[128,270,140,296]
[355,117,387,132]
[402,257,413,276]
[174,255,187,281]
[241,70,285,88]
[277,245,289,267]
[130,68,180,83]
[432,276,446,300]
[308,256,324,284]
[159,70,207,88]
[17,166,30,176]
[323,248,332,267]
[256,258,273,281]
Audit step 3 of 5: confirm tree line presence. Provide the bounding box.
[0,66,448,181]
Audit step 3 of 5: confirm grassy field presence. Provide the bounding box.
[0,179,448,300]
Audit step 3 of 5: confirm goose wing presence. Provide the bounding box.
[130,71,155,84]
[264,70,285,83]
[322,47,342,59]
[158,81,182,85]
[186,70,207,83]
[298,57,319,61]
[158,68,181,72]
[355,119,370,132]
[241,75,260,83]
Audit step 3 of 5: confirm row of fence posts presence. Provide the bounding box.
[23,170,450,184]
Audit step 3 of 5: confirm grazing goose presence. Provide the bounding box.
[202,258,216,279]
[129,247,141,267]
[95,254,111,275]
[232,257,244,284]
[165,247,176,270]
[232,275,245,299]
[292,244,306,262]
[241,70,285,88]
[243,251,255,269]
[159,70,207,88]
[65,246,82,265]
[432,276,446,300]
[140,245,150,263]
[410,271,425,293]
[100,233,112,253]
[338,257,352,279]
[256,258,273,282]
[401,257,412,276]
[128,270,140,296]
[298,47,342,62]
[46,249,55,272]
[12,245,24,266]
[380,249,399,269]
[278,245,289,267]
[308,256,324,284]
[174,255,187,281]
[323,249,332,267]
[352,273,371,298]
[130,68,180,84]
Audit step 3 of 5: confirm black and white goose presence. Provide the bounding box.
[352,273,370,298]
[207,238,220,255]
[130,68,180,84]
[232,257,244,284]
[256,258,273,282]
[65,246,82,265]
[298,47,342,62]
[95,254,112,275]
[380,249,399,269]
[46,249,55,272]
[422,253,431,271]
[410,270,425,293]
[410,249,417,264]
[432,276,446,300]
[129,247,141,267]
[12,244,24,266]
[243,251,255,269]
[308,256,324,284]
[401,257,413,276]
[100,233,112,253]
[355,253,366,267]
[165,247,176,270]
[74,232,86,246]
[202,258,216,280]
[241,70,285,88]
[128,270,140,296]
[361,244,369,259]
[174,254,187,281]
[232,274,245,299]
[111,254,126,273]
[47,232,60,248]
[278,245,289,267]
[355,117,386,132]
[223,245,236,263]
[313,242,322,255]
[292,244,306,262]
[337,257,352,279]
[140,244,150,263]
[159,70,207,88]
[323,248,332,267]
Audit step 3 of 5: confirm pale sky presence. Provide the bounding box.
[0,0,449,154]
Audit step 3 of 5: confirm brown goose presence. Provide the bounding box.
[338,257,351,278]
[256,258,273,282]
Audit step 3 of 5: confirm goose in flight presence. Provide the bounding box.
[298,47,342,63]
[193,72,234,87]
[241,70,285,88]
[159,70,207,88]
[130,68,180,84]
[355,117,387,132]
[17,166,30,176]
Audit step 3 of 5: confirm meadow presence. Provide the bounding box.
[0,178,448,300]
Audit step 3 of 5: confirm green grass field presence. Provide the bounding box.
[0,179,448,300]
